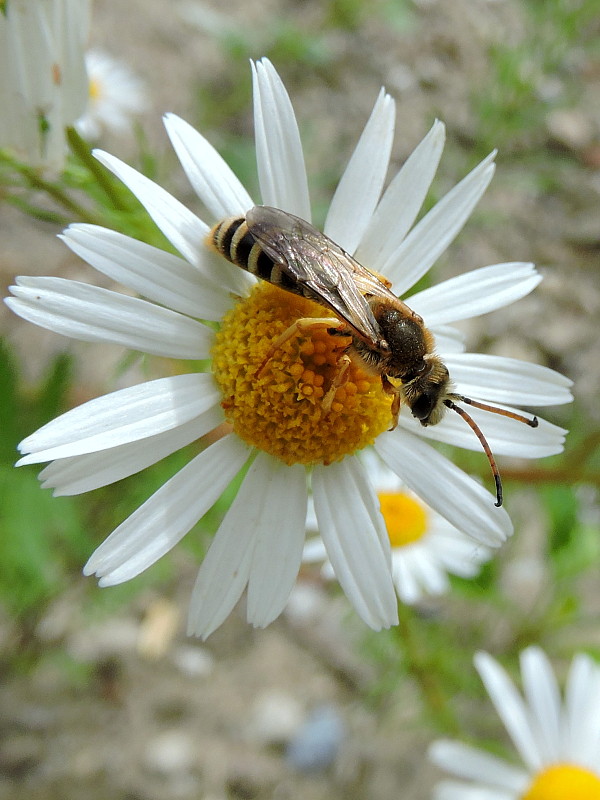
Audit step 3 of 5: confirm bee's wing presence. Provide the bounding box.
[246,206,387,345]
[348,265,422,321]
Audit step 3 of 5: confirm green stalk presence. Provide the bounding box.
[7,158,98,224]
[395,602,460,735]
[3,194,70,226]
[66,126,131,212]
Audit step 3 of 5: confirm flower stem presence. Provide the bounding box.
[3,193,70,226]
[66,126,131,212]
[395,602,460,735]
[9,161,98,224]
[18,164,97,223]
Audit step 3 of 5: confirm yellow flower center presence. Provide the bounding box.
[521,764,600,800]
[89,77,102,101]
[211,282,392,465]
[378,491,428,547]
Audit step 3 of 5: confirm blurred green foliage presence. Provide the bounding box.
[473,0,600,153]
[0,342,88,619]
[0,337,236,632]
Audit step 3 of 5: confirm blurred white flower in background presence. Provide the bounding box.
[76,49,149,140]
[0,0,90,170]
[304,452,492,606]
[429,647,600,799]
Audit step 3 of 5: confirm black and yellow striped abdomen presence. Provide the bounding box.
[206,216,299,295]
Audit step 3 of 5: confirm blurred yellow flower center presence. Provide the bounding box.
[521,764,600,800]
[211,283,392,465]
[378,492,428,547]
[89,77,101,101]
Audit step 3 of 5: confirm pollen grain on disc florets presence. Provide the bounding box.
[211,283,392,466]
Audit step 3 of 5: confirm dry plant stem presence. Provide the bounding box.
[500,465,600,488]
[394,602,460,735]
[497,431,600,489]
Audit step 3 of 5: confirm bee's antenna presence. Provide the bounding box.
[444,398,503,507]
[457,397,538,428]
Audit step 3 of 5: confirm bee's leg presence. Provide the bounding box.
[322,354,352,412]
[257,317,344,376]
[381,375,401,430]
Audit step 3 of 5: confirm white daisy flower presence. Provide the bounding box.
[0,0,90,170]
[5,58,572,639]
[429,647,600,799]
[75,49,149,140]
[303,452,492,605]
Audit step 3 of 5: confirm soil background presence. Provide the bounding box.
[1,1,599,799]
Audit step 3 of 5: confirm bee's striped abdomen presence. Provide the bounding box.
[207,216,298,294]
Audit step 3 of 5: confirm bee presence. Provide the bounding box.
[207,205,538,507]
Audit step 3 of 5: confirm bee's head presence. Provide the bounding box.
[403,357,451,426]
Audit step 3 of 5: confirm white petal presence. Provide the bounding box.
[520,647,562,763]
[7,277,212,360]
[445,353,573,407]
[252,58,311,219]
[392,555,422,605]
[357,448,403,492]
[433,530,491,575]
[433,782,515,800]
[246,454,307,626]
[324,89,395,254]
[57,0,90,122]
[357,120,446,269]
[39,405,224,495]
[61,224,233,321]
[94,148,253,298]
[302,537,328,563]
[383,152,496,294]
[474,651,544,771]
[563,654,600,764]
[407,548,449,597]
[164,112,253,219]
[375,430,512,546]
[409,262,542,325]
[429,740,528,792]
[85,433,250,583]
[93,149,208,266]
[18,374,219,463]
[312,458,398,630]
[399,404,567,458]
[432,325,466,354]
[187,450,301,638]
[7,2,54,109]
[187,518,254,639]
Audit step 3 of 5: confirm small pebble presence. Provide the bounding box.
[286,705,345,772]
[249,690,304,746]
[172,644,215,678]
[143,729,196,776]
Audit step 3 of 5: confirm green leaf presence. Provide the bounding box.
[0,466,88,617]
[0,340,19,459]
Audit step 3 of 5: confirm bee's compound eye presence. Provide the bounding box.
[411,392,437,423]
